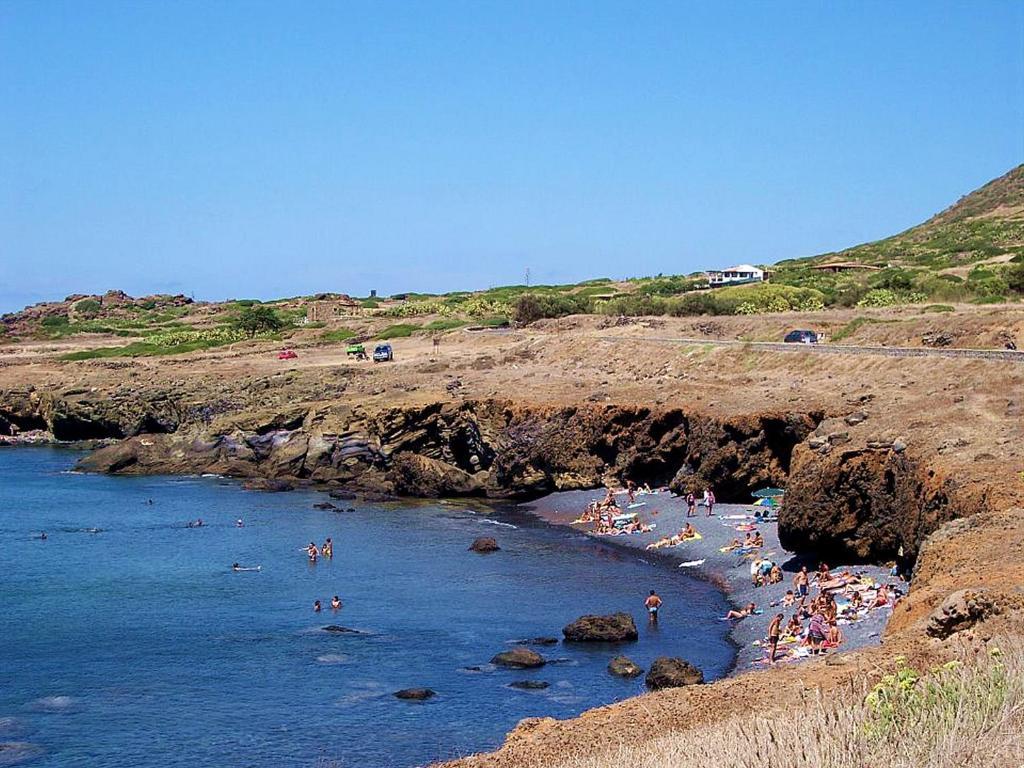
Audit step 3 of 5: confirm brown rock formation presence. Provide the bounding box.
[562,613,638,643]
[644,657,704,690]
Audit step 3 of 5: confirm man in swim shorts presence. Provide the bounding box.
[644,590,663,623]
[767,613,783,663]
[794,566,810,598]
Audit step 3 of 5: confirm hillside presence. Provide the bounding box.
[783,164,1024,271]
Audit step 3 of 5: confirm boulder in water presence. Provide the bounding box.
[607,655,644,677]
[469,537,500,553]
[328,490,357,500]
[393,688,435,700]
[513,636,558,646]
[491,647,546,668]
[242,478,294,493]
[313,501,337,510]
[645,657,704,690]
[508,680,549,690]
[562,612,638,642]
[322,625,365,635]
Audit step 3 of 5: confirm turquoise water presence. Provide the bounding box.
[0,448,732,768]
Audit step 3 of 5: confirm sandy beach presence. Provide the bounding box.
[525,489,899,674]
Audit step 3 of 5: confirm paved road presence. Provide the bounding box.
[599,336,1024,362]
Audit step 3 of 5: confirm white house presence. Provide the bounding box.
[706,264,765,287]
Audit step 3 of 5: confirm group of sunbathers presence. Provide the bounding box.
[756,563,899,664]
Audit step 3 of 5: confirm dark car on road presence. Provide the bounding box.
[783,329,819,344]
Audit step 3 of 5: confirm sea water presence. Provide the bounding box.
[0,447,732,768]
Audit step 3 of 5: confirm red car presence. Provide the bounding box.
[277,349,298,360]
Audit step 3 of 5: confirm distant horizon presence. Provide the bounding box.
[3,2,1022,314]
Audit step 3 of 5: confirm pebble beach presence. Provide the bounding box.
[524,488,902,673]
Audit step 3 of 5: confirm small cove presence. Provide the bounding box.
[0,448,733,768]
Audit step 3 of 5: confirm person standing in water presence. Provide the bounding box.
[322,538,333,559]
[313,600,322,613]
[644,590,663,623]
[331,595,342,611]
[307,542,319,563]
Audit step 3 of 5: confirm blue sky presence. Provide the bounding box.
[1,1,1022,312]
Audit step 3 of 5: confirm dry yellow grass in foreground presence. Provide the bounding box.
[553,641,1024,768]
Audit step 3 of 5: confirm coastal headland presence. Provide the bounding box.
[2,303,1023,766]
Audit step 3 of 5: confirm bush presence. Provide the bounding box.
[74,299,102,318]
[423,318,466,331]
[320,328,356,342]
[713,284,826,314]
[857,289,927,308]
[668,292,728,316]
[922,304,955,313]
[595,295,668,316]
[377,323,419,339]
[1005,262,1024,293]
[512,293,592,324]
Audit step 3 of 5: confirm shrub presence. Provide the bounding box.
[360,299,379,309]
[1005,262,1024,293]
[713,284,826,314]
[377,323,419,339]
[74,299,102,317]
[423,318,466,331]
[512,293,592,324]
[320,328,356,342]
[668,292,728,316]
[595,295,668,316]
[857,289,927,308]
[922,304,955,313]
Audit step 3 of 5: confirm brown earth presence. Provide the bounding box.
[1,305,1024,766]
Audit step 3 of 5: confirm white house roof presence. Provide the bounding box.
[710,264,762,273]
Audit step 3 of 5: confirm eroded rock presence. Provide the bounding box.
[645,657,704,690]
[607,655,644,677]
[491,648,546,668]
[562,613,638,643]
[394,688,435,700]
[469,537,500,553]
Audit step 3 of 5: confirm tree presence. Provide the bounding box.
[232,304,283,338]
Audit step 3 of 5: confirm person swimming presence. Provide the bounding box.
[331,595,342,611]
[322,538,333,558]
[313,600,322,613]
[235,519,244,528]
[307,542,319,562]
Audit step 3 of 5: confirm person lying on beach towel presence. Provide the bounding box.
[724,602,756,620]
[646,523,700,549]
[720,538,742,552]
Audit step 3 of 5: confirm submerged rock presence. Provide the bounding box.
[393,688,435,700]
[508,680,549,690]
[242,478,294,492]
[512,636,559,646]
[313,501,338,510]
[607,656,644,678]
[322,625,365,635]
[469,537,500,553]
[645,657,704,690]
[562,613,638,643]
[491,648,546,668]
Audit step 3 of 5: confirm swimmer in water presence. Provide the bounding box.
[236,519,244,528]
[307,542,319,563]
[322,538,333,559]
[331,595,342,610]
[313,600,322,613]
[38,532,47,540]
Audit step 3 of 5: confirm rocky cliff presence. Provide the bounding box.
[2,386,989,567]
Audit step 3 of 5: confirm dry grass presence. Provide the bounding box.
[554,641,1024,768]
